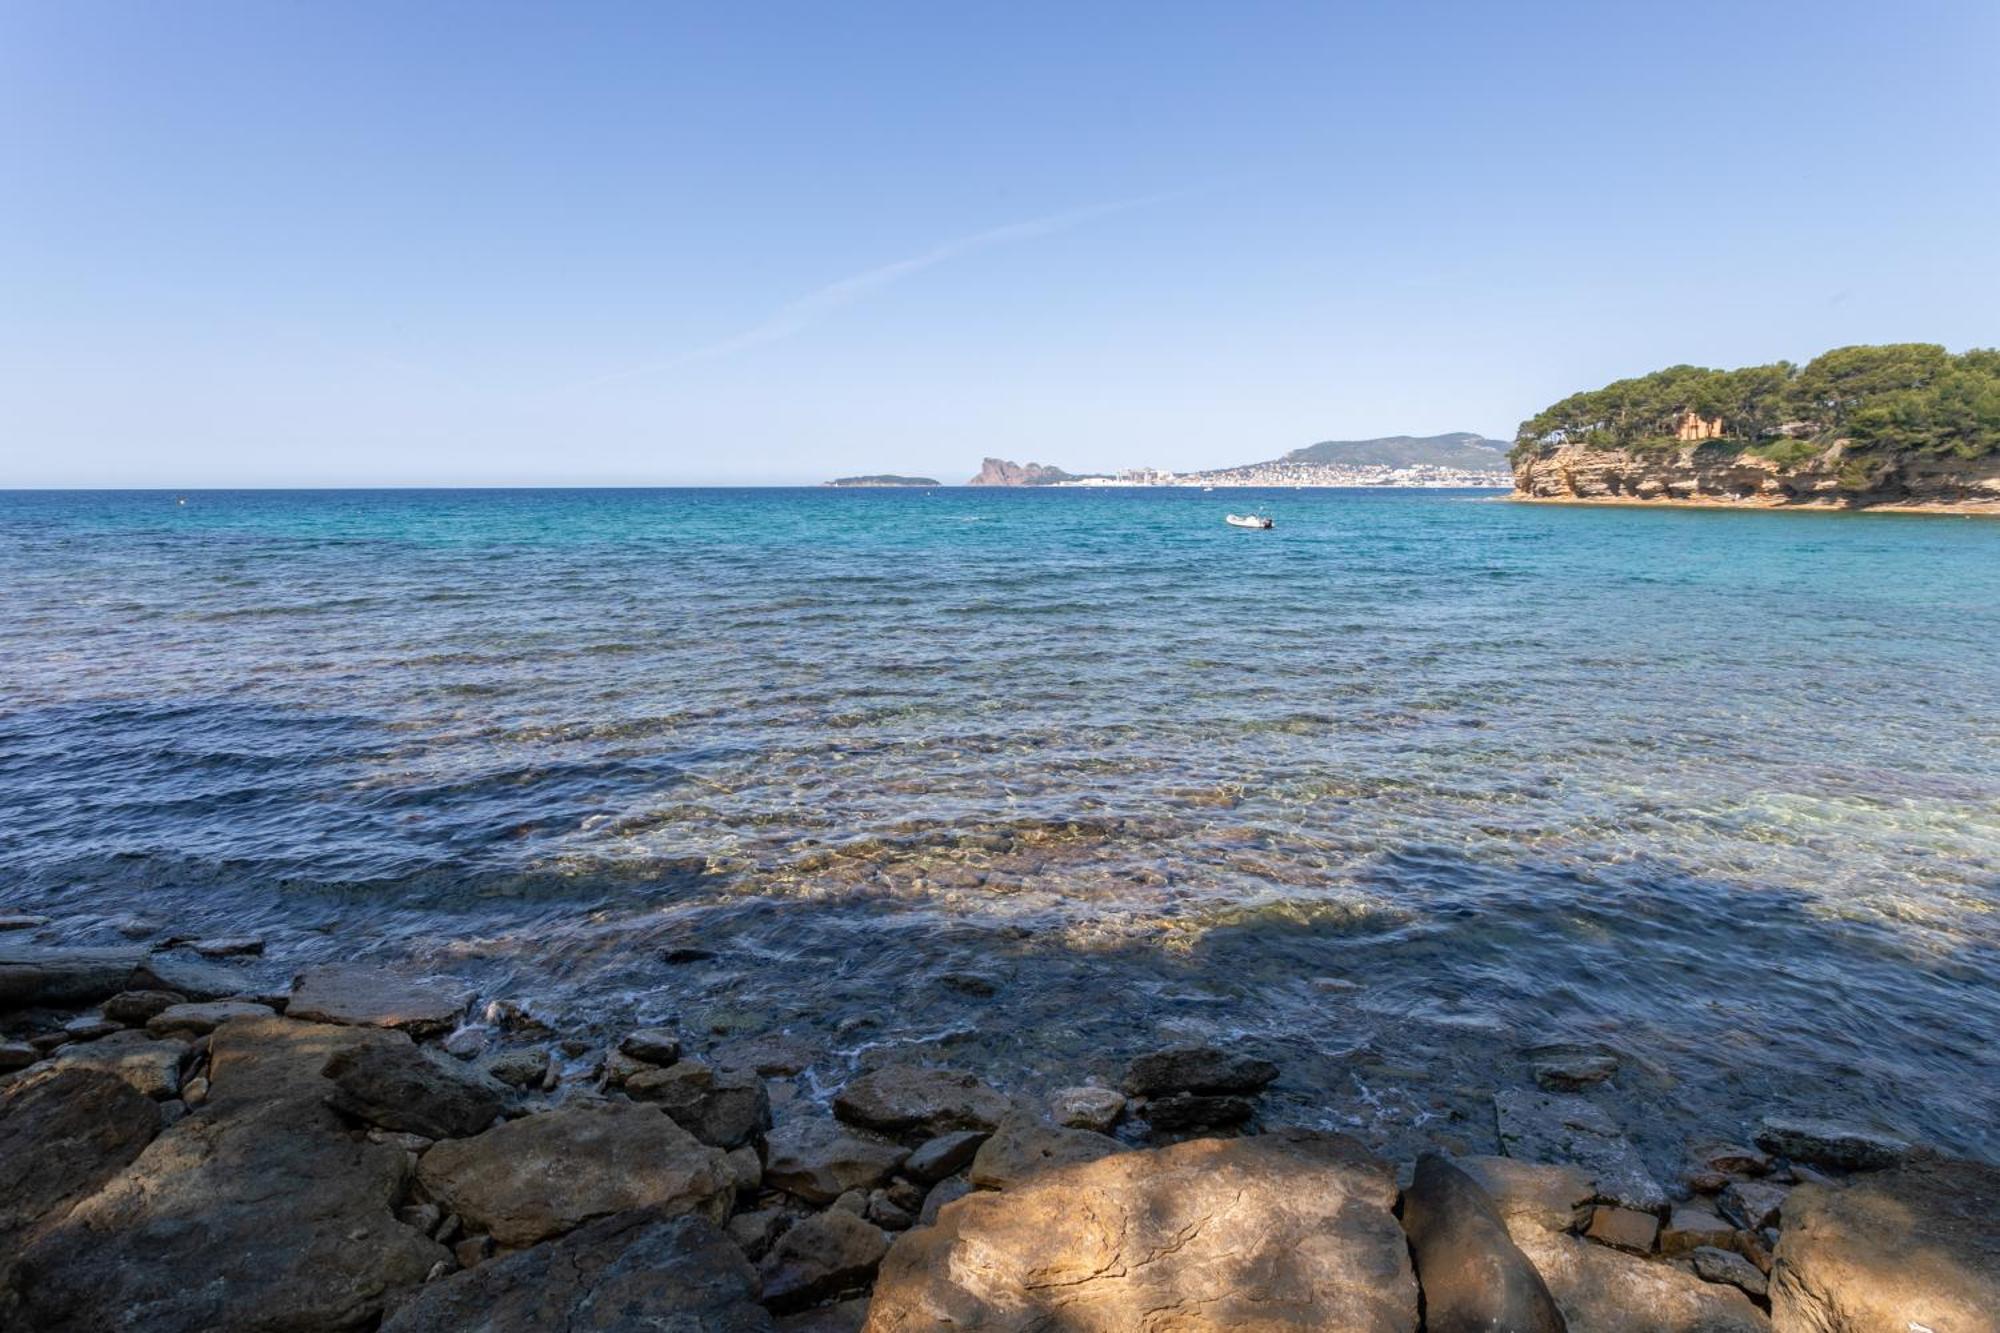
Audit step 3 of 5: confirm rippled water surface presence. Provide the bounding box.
[3,488,1998,1161]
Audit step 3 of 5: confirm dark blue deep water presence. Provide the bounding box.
[3,487,1997,1162]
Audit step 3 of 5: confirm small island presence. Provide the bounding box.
[823,475,941,488]
[1511,343,2000,512]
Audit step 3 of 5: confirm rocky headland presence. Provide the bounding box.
[1510,343,2000,513]
[965,458,1084,486]
[3,937,1994,1331]
[1512,439,2000,513]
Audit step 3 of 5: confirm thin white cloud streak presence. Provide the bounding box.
[577,190,1183,387]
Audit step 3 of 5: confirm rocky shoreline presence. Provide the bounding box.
[3,939,1994,1331]
[1510,440,2000,513]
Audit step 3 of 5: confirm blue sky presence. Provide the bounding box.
[3,1,1996,485]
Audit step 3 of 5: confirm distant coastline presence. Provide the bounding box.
[823,475,940,488]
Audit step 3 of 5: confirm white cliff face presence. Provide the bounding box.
[1512,441,2000,512]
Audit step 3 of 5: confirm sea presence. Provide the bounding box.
[3,486,1997,1164]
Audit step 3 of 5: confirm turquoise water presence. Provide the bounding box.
[3,487,1997,1161]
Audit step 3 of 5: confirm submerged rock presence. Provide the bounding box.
[383,1210,773,1332]
[1120,1045,1279,1098]
[1143,1090,1256,1132]
[322,1036,508,1140]
[866,1129,1416,1331]
[1771,1155,2000,1333]
[1400,1153,1566,1333]
[416,1102,734,1247]
[1493,1089,1667,1214]
[2,1016,447,1332]
[832,1065,1010,1139]
[1753,1116,1912,1171]
[287,964,471,1037]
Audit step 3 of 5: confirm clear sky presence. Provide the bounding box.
[3,2,1996,486]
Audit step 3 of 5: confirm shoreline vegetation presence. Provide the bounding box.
[3,941,1993,1330]
[1510,343,2000,513]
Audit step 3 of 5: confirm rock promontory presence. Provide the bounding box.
[965,458,1080,486]
[1511,343,2000,513]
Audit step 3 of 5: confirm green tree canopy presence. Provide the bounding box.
[1513,344,2000,465]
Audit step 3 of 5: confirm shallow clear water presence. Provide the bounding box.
[3,487,1997,1163]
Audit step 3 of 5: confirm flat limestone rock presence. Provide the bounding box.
[764,1116,909,1205]
[48,1028,187,1099]
[288,964,472,1036]
[381,1209,773,1333]
[323,1035,508,1140]
[1454,1155,1596,1237]
[146,1000,277,1038]
[1493,1088,1667,1213]
[0,1069,160,1253]
[3,1016,447,1332]
[416,1103,734,1247]
[832,1065,1011,1139]
[1753,1115,1912,1171]
[969,1112,1127,1189]
[0,945,153,1009]
[1512,1227,1768,1333]
[864,1129,1417,1332]
[1771,1156,2000,1333]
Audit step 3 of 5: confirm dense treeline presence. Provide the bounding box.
[1513,344,2000,466]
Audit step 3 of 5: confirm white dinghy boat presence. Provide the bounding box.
[1225,513,1274,529]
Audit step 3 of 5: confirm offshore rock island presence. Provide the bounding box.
[1511,343,2000,513]
[822,475,940,488]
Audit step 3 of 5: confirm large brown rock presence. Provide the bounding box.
[1510,1227,1767,1333]
[2,1016,447,1332]
[416,1102,734,1246]
[833,1065,1010,1139]
[288,964,472,1036]
[0,1069,160,1252]
[381,1209,773,1332]
[626,1058,771,1148]
[759,1208,891,1313]
[969,1112,1126,1189]
[864,1129,1417,1332]
[764,1116,909,1205]
[323,1035,508,1140]
[47,1028,187,1099]
[1771,1156,2000,1333]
